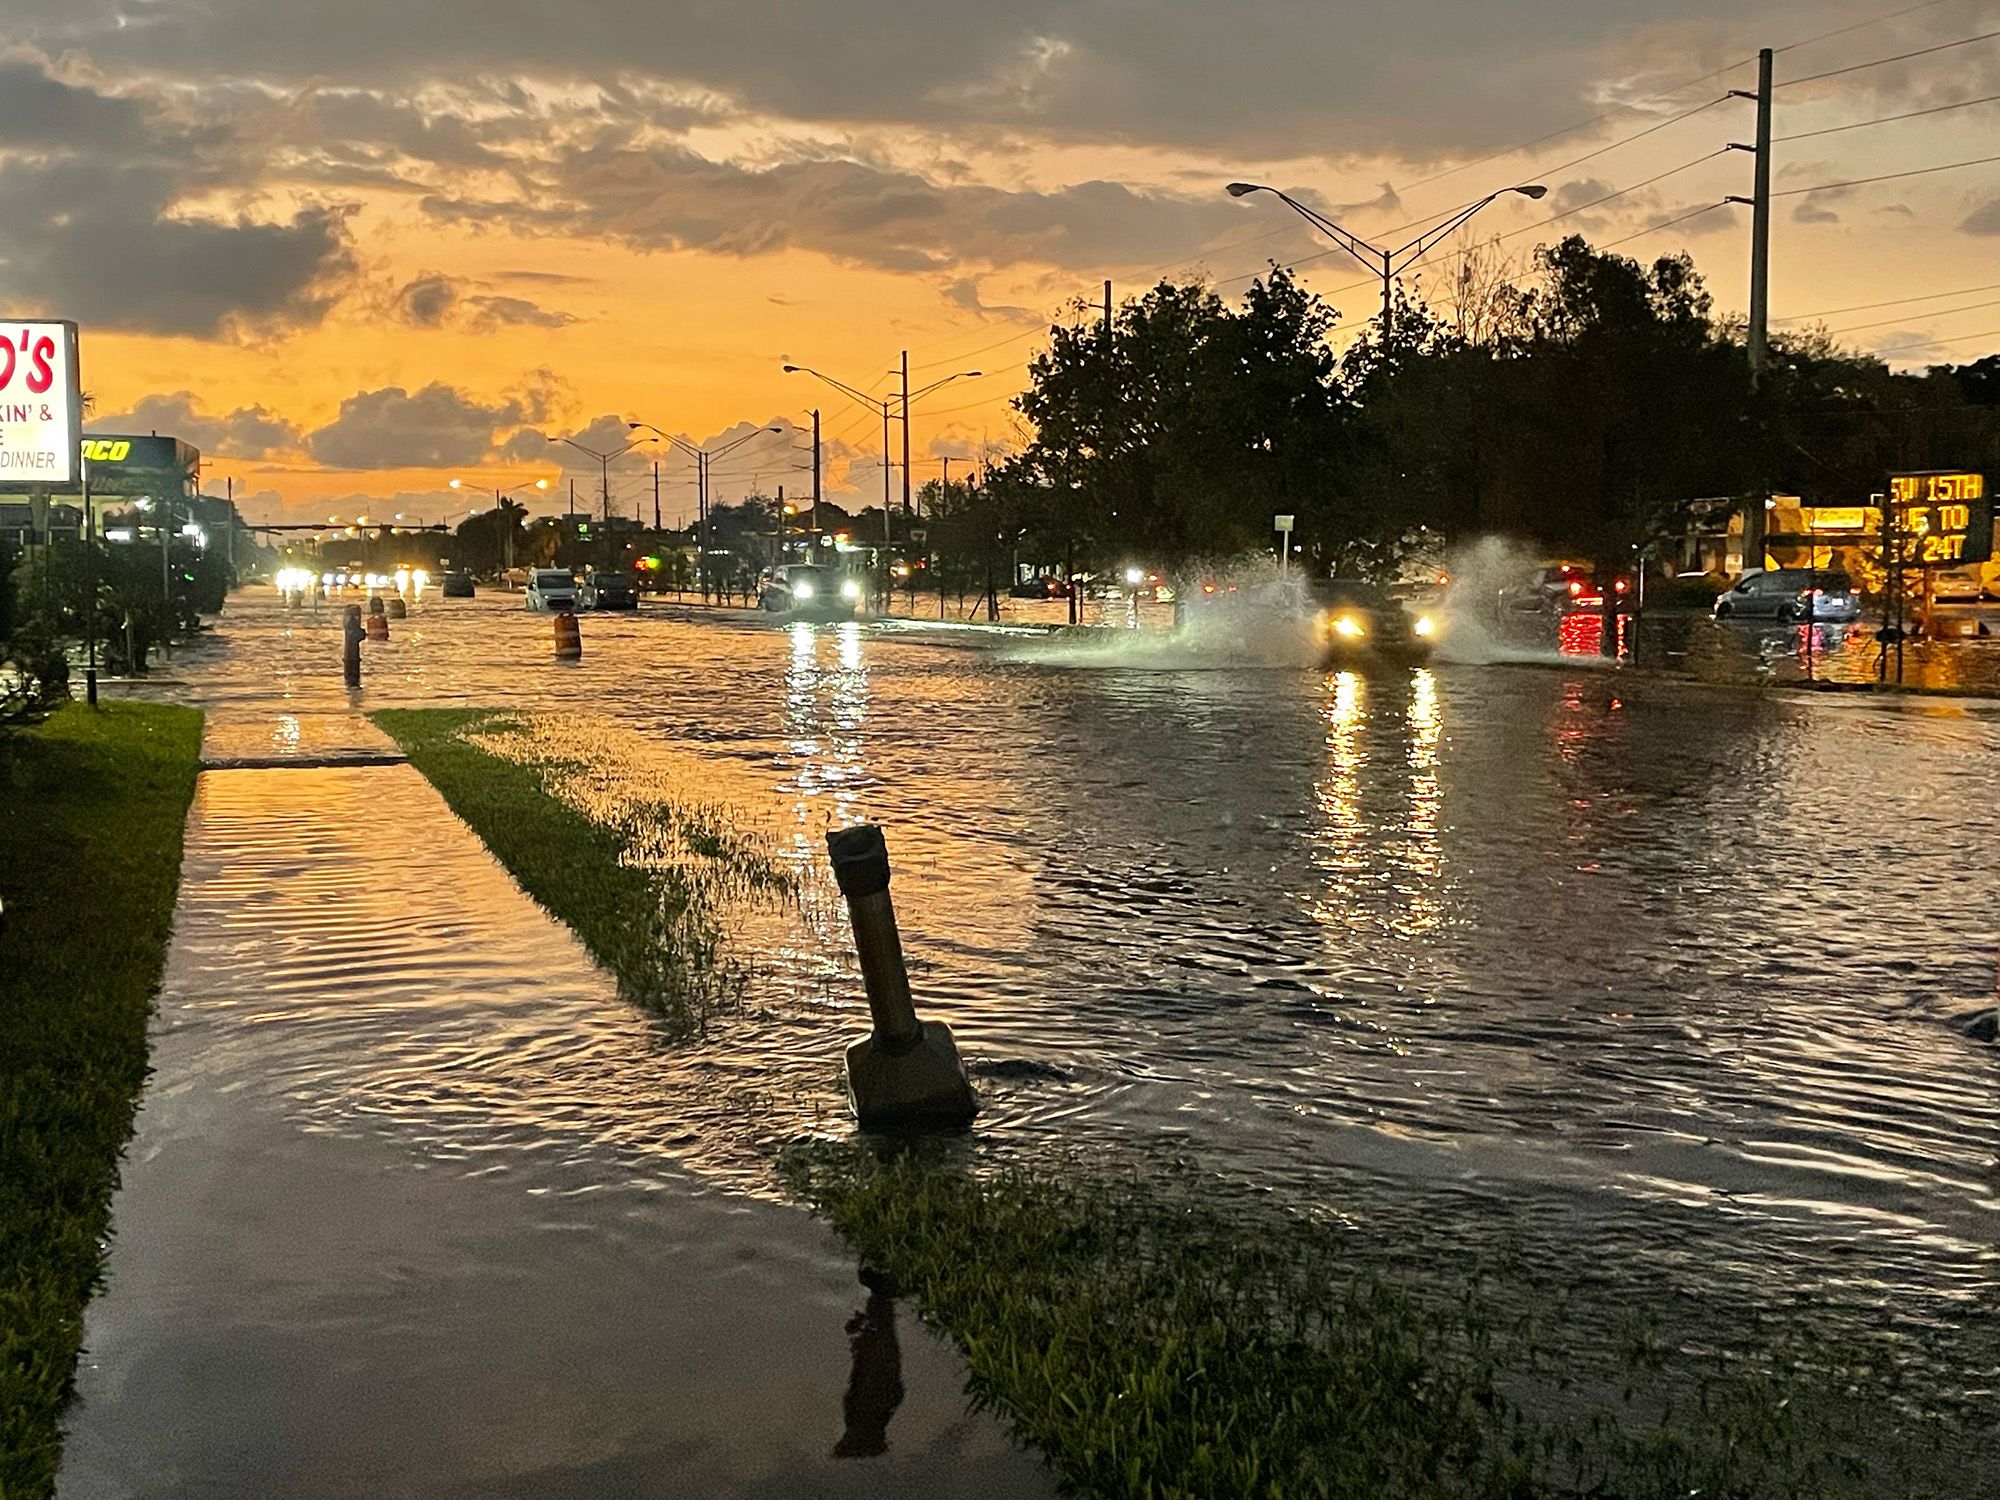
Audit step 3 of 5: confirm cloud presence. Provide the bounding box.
[942,276,1032,319]
[0,0,1842,160]
[0,52,355,337]
[1793,194,1841,225]
[89,392,304,457]
[421,145,1312,275]
[1959,199,2000,236]
[389,272,576,330]
[305,378,557,468]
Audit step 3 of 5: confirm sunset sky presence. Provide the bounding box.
[7,0,2000,527]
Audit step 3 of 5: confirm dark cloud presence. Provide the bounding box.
[1959,199,2000,236]
[1793,197,1841,225]
[0,52,355,336]
[389,273,577,330]
[0,0,1809,160]
[305,380,555,468]
[89,392,304,457]
[421,146,1317,275]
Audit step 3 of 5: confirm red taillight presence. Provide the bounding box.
[1614,579,1628,593]
[1202,582,1216,595]
[1568,580,1583,596]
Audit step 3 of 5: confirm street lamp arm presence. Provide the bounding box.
[907,371,983,403]
[1225,181,1385,275]
[1387,185,1547,275]
[784,364,886,415]
[627,421,702,461]
[710,425,787,461]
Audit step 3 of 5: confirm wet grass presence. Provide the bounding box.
[785,1142,1960,1500]
[0,703,202,1496]
[373,708,796,1035]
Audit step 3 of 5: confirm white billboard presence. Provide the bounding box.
[0,320,82,489]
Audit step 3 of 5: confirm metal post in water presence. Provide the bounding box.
[342,604,363,687]
[826,825,976,1130]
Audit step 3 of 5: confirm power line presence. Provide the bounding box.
[1774,279,2000,321]
[1772,150,2000,196]
[1773,0,1961,53]
[1870,326,2000,356]
[1777,25,2000,88]
[1825,295,2000,333]
[1773,90,2000,141]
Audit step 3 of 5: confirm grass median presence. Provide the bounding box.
[371,708,794,1035]
[0,702,202,1496]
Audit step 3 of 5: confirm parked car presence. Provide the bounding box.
[524,568,578,612]
[440,571,476,598]
[1309,578,1437,661]
[1010,575,1070,599]
[578,571,638,610]
[1712,568,1861,622]
[1499,562,1633,615]
[758,563,862,619]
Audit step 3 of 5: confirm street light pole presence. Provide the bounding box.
[626,422,784,604]
[785,362,979,608]
[1225,179,1547,336]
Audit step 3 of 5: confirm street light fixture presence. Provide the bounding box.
[1224,179,1546,333]
[624,421,784,600]
[784,361,979,605]
[448,476,552,571]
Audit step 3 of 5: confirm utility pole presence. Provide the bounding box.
[652,460,661,532]
[811,408,822,515]
[1103,280,1112,339]
[900,349,913,515]
[699,450,711,602]
[1381,247,1395,334]
[1728,46,1775,573]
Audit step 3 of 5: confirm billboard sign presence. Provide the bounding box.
[1886,471,1991,568]
[0,321,81,488]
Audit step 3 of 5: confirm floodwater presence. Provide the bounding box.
[131,592,2000,1448]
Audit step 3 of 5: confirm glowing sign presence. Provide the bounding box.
[0,320,81,488]
[1887,471,1991,568]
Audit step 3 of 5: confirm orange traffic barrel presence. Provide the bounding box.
[385,596,408,619]
[554,609,582,659]
[365,610,389,641]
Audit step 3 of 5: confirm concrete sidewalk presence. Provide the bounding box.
[59,758,1050,1499]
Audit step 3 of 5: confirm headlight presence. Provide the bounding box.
[1333,615,1366,639]
[1413,615,1436,637]
[793,580,815,599]
[840,579,861,600]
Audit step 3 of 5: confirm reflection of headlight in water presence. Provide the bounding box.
[793,581,815,599]
[1332,614,1366,639]
[840,579,861,600]
[1413,615,1436,637]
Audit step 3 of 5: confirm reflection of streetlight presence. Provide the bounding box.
[1224,179,1546,332]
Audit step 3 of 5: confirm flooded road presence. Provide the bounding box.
[146,593,2000,1418]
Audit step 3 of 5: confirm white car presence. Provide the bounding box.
[524,568,578,612]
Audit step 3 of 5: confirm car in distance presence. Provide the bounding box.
[759,563,862,619]
[1500,562,1633,616]
[524,568,578,612]
[440,570,476,598]
[1010,575,1070,599]
[578,571,638,610]
[1713,568,1861,623]
[1311,578,1437,661]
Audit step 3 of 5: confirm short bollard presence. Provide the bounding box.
[342,604,363,687]
[385,596,408,620]
[826,824,977,1131]
[553,609,582,659]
